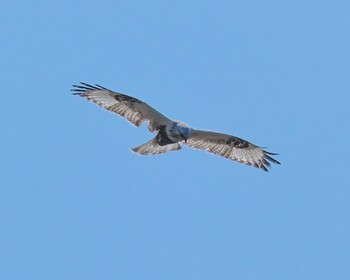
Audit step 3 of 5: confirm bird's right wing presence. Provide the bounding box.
[72,83,172,132]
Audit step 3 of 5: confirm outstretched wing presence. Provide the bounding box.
[185,129,280,171]
[72,83,172,132]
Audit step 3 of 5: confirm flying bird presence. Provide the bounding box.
[72,83,280,171]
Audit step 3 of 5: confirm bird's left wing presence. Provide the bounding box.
[185,129,280,171]
[72,83,172,131]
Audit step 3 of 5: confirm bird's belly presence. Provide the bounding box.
[156,126,182,146]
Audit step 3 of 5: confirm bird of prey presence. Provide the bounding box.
[72,83,280,171]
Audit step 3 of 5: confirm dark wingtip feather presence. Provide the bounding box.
[71,82,111,95]
[261,165,269,172]
[253,162,269,172]
[250,149,281,172]
[95,84,109,90]
[259,150,281,173]
[263,151,281,164]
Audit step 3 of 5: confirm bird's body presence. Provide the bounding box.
[73,83,280,171]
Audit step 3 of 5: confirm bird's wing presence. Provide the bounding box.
[72,83,172,132]
[185,129,280,171]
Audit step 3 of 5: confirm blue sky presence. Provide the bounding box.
[1,0,349,279]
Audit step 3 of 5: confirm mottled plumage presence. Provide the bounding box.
[72,83,280,171]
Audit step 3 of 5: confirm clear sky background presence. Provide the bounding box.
[1,0,349,279]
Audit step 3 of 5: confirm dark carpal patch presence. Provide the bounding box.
[226,137,249,148]
[156,126,176,146]
[114,94,141,103]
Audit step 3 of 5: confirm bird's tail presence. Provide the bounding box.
[132,137,181,155]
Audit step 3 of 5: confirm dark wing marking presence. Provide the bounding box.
[72,82,172,131]
[185,129,280,171]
